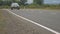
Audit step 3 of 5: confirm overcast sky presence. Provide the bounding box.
[44,0,60,4]
[27,0,60,4]
[27,0,33,4]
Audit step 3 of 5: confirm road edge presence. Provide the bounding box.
[5,9,60,34]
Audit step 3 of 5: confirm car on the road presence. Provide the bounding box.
[11,3,20,10]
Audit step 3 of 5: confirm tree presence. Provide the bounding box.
[0,0,27,6]
[34,0,43,5]
[0,0,3,5]
[20,0,27,5]
[9,0,27,5]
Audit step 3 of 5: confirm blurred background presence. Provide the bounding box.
[0,0,60,9]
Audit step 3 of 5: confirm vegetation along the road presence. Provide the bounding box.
[0,0,60,9]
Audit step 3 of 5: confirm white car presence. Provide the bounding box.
[11,3,20,10]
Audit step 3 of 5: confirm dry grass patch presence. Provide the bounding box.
[0,10,7,34]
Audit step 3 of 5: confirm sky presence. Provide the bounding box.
[44,0,60,4]
[27,0,60,4]
[26,0,33,4]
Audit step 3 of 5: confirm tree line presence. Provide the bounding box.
[0,0,43,6]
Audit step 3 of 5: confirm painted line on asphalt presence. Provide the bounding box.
[6,9,60,34]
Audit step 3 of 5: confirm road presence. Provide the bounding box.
[0,9,54,34]
[9,9,60,33]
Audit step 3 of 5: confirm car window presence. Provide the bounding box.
[11,3,19,7]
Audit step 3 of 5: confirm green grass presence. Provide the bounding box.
[0,5,10,9]
[0,11,7,34]
[0,4,60,9]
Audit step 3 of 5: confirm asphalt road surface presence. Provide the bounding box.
[9,9,60,33]
[0,9,55,34]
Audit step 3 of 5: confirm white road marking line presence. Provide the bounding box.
[6,9,60,34]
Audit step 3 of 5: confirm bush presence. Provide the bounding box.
[25,4,43,8]
[42,4,60,9]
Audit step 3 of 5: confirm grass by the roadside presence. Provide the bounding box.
[0,10,7,34]
[0,4,60,10]
[0,5,10,9]
[24,4,60,9]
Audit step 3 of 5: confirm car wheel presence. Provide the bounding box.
[11,7,13,10]
[17,8,20,10]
